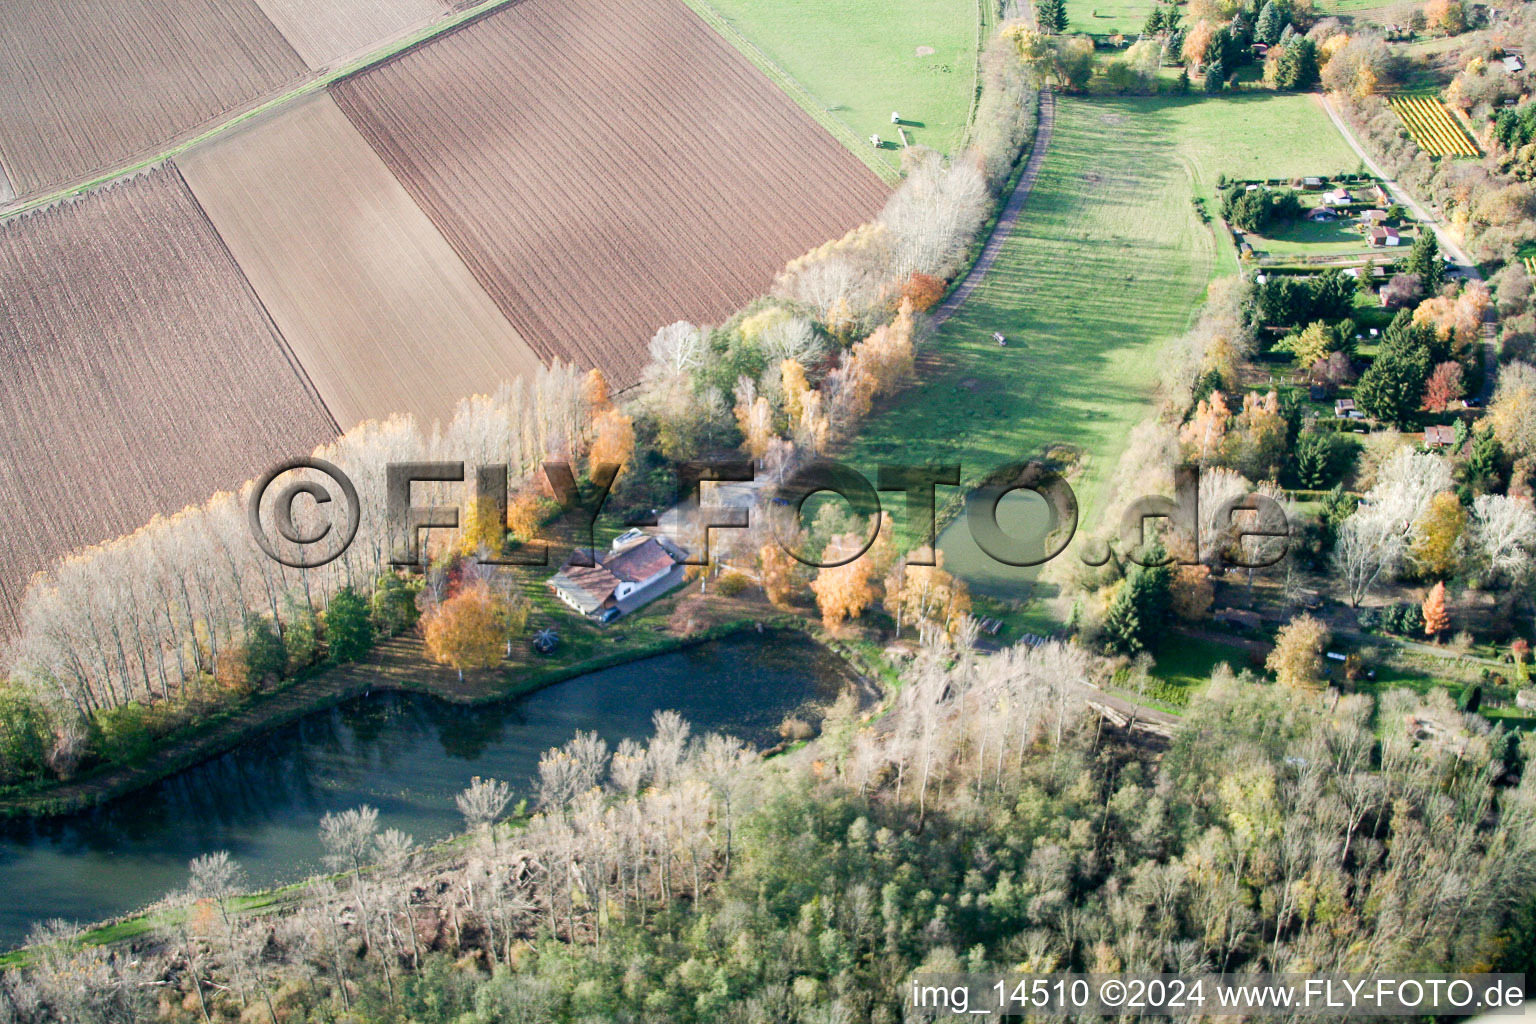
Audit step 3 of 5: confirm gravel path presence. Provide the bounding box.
[932,86,1057,327]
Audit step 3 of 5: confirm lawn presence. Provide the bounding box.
[680,0,981,176]
[1071,0,1152,37]
[1249,217,1376,256]
[842,93,1360,552]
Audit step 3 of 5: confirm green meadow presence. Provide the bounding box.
[682,0,983,175]
[843,94,1358,534]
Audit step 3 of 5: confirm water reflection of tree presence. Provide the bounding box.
[423,699,515,761]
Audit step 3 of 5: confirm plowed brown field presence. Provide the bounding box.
[0,168,337,632]
[251,0,445,70]
[332,0,888,385]
[0,0,305,197]
[177,94,540,429]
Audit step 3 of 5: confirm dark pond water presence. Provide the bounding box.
[936,488,1055,599]
[0,632,856,949]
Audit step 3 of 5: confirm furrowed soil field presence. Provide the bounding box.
[332,0,889,385]
[177,94,540,429]
[250,0,445,69]
[0,168,336,633]
[0,0,305,197]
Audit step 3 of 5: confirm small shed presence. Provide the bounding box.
[1335,398,1357,417]
[1361,209,1389,222]
[1302,176,1324,190]
[1367,226,1401,247]
[1424,424,1456,448]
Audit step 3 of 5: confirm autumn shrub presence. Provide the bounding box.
[902,271,946,312]
[284,606,320,674]
[371,572,423,637]
[213,645,251,695]
[715,571,750,597]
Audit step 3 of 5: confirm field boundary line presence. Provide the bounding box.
[0,0,526,221]
[170,161,342,435]
[957,0,993,154]
[675,0,903,185]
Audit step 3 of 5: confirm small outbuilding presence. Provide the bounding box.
[1424,424,1456,448]
[1367,226,1401,247]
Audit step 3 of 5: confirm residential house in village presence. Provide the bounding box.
[548,529,687,622]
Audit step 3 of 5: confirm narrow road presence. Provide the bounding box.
[1313,93,1478,273]
[1313,93,1498,396]
[932,87,1057,327]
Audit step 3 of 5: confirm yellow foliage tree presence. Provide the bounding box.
[782,358,810,423]
[887,557,971,638]
[424,582,506,679]
[1180,391,1231,465]
[1266,614,1332,694]
[739,395,775,462]
[1410,490,1467,579]
[1490,361,1536,457]
[459,496,507,558]
[1287,321,1333,370]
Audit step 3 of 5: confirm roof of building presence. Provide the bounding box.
[550,564,620,613]
[1368,226,1400,241]
[604,537,678,583]
[1425,424,1456,445]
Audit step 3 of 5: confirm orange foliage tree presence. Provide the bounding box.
[589,407,635,478]
[584,368,612,415]
[423,582,507,679]
[810,532,878,630]
[902,272,946,312]
[506,490,551,544]
[758,541,801,608]
[1422,580,1450,639]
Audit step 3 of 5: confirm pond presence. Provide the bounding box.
[0,632,858,949]
[936,487,1056,600]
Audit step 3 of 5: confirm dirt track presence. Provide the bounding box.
[0,168,336,633]
[332,0,889,385]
